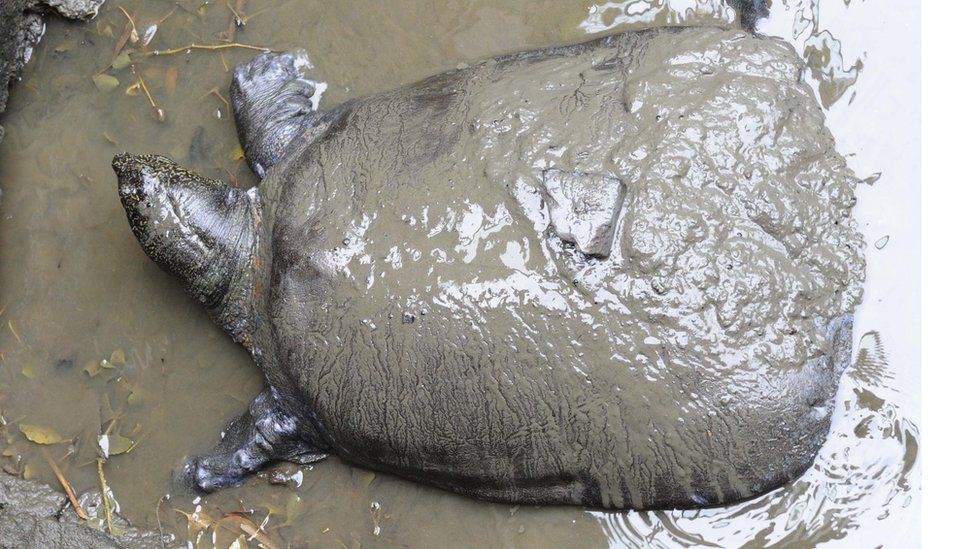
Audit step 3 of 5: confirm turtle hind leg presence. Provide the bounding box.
[230,50,324,178]
[178,388,327,493]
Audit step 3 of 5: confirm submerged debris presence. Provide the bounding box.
[96,433,134,458]
[40,447,88,520]
[92,73,119,92]
[89,3,269,123]
[134,42,271,58]
[133,67,165,122]
[173,506,282,548]
[117,5,139,44]
[18,423,63,445]
[96,457,116,535]
[165,66,179,94]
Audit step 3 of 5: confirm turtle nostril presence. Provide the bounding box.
[112,152,134,175]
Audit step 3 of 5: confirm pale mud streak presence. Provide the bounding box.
[251,27,864,509]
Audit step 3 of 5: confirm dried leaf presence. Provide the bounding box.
[83,359,102,377]
[174,508,215,535]
[92,74,119,92]
[23,461,38,480]
[164,67,178,95]
[126,386,146,406]
[112,20,133,61]
[96,20,114,38]
[362,471,376,487]
[96,433,133,459]
[229,144,245,161]
[219,514,279,549]
[107,434,133,455]
[111,52,131,70]
[21,365,37,379]
[109,349,125,366]
[19,424,64,445]
[284,494,303,526]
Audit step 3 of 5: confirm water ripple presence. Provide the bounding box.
[590,330,920,547]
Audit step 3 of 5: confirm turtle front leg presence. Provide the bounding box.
[179,387,327,492]
[230,50,326,178]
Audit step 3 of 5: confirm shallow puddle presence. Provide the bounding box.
[0,1,919,547]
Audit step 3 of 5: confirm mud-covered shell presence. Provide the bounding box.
[248,27,864,509]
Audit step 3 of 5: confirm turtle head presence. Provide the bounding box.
[113,153,259,338]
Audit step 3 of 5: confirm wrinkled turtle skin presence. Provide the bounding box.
[112,20,864,510]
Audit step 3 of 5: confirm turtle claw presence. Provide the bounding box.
[230,50,324,178]
[176,388,328,493]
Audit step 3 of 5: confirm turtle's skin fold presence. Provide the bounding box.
[112,21,864,510]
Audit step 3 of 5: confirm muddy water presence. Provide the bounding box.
[0,0,919,547]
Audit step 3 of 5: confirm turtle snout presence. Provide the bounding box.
[111,152,133,174]
[112,152,178,192]
[112,152,146,197]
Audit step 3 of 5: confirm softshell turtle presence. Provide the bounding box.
[111,18,865,509]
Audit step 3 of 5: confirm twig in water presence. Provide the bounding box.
[155,494,169,548]
[204,87,231,111]
[110,19,132,62]
[132,42,271,59]
[156,5,178,26]
[6,321,22,346]
[117,6,139,44]
[222,1,273,42]
[41,447,88,520]
[226,0,246,29]
[97,457,117,536]
[133,67,165,122]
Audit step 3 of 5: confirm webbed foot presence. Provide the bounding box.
[230,50,324,178]
[178,387,327,492]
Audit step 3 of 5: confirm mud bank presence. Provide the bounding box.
[0,474,162,548]
[0,0,105,145]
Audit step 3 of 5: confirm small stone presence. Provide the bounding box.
[267,463,303,488]
[402,312,416,324]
